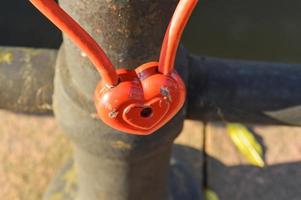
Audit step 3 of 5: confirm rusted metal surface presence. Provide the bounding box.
[187,55,301,126]
[0,47,56,114]
[59,0,178,97]
[49,0,200,200]
[2,1,301,200]
[2,46,301,125]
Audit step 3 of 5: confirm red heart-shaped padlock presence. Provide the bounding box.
[94,62,186,135]
[30,0,198,135]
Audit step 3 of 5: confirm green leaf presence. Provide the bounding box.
[204,188,219,200]
[227,123,265,168]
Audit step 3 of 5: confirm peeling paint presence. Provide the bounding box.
[109,110,119,118]
[160,86,172,102]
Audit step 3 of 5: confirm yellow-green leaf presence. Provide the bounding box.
[227,123,265,168]
[204,188,219,200]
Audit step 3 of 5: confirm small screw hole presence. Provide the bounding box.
[140,107,153,118]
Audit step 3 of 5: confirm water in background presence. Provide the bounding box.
[183,0,301,63]
[1,0,301,63]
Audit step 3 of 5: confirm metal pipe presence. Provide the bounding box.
[2,46,301,127]
[187,55,301,126]
[50,1,196,200]
[0,47,56,114]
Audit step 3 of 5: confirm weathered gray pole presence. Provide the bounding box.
[48,0,198,200]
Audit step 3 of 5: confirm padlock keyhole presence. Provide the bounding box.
[140,107,153,118]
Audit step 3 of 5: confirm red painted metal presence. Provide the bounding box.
[30,0,198,135]
[159,0,199,75]
[94,62,186,135]
[29,0,118,86]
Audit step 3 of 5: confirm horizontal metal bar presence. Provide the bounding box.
[2,46,301,126]
[0,47,56,114]
[187,55,301,126]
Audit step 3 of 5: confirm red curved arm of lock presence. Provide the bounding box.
[30,0,199,135]
[29,0,119,86]
[159,0,198,75]
[29,0,198,80]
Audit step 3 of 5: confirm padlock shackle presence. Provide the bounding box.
[30,0,198,84]
[30,0,119,86]
[158,0,198,75]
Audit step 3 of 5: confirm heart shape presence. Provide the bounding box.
[31,0,194,136]
[94,62,186,135]
[123,97,170,130]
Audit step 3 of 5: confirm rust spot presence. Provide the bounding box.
[160,87,172,102]
[112,140,132,150]
[109,110,118,118]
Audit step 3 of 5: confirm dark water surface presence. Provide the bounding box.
[183,0,301,63]
[1,1,301,63]
[0,1,61,48]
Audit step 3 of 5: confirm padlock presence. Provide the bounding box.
[30,0,198,135]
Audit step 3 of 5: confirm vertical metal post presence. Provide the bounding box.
[48,0,197,200]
